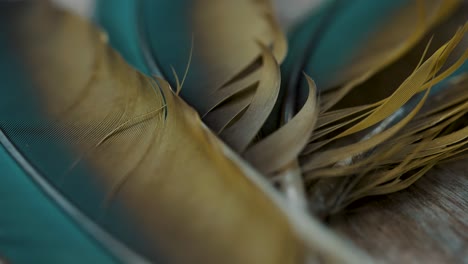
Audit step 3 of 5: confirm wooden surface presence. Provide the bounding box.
[330,160,468,263]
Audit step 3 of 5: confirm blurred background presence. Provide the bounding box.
[52,0,324,29]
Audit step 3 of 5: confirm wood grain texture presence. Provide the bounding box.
[330,160,468,263]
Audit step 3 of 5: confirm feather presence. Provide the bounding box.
[0,2,370,263]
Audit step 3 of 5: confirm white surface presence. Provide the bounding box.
[272,0,324,29]
[51,0,94,17]
[52,0,324,29]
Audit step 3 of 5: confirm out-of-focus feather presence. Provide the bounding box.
[1,2,370,263]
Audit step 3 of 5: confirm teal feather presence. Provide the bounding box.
[0,38,122,264]
[0,10,155,263]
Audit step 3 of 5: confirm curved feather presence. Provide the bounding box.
[244,76,318,174]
